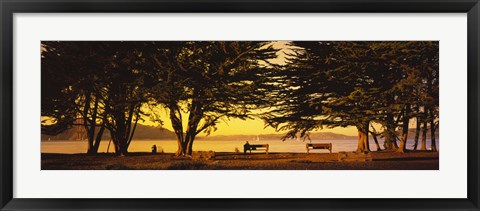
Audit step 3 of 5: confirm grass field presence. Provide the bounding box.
[41,151,439,170]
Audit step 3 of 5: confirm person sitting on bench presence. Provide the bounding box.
[151,144,157,154]
[244,141,269,154]
[244,141,251,154]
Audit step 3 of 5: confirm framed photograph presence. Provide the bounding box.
[1,0,479,210]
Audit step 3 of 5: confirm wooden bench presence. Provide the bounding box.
[244,144,269,154]
[306,143,332,153]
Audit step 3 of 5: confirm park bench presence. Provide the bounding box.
[306,143,332,153]
[244,144,269,154]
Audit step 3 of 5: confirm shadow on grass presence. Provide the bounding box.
[166,161,209,170]
[105,164,132,170]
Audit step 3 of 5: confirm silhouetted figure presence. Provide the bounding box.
[152,145,157,154]
[244,141,250,154]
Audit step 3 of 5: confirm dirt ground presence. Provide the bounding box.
[41,150,439,170]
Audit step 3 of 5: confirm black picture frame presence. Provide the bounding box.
[1,0,479,210]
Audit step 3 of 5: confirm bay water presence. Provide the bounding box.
[41,138,439,154]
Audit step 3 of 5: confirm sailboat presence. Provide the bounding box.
[254,135,260,142]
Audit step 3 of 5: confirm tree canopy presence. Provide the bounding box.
[262,41,439,152]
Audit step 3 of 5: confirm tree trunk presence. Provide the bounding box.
[83,94,95,154]
[170,91,208,156]
[169,106,186,156]
[112,125,129,156]
[370,131,381,151]
[185,133,195,156]
[420,114,428,151]
[397,106,410,153]
[356,122,370,152]
[383,128,397,150]
[169,102,203,156]
[184,98,203,156]
[126,110,140,150]
[87,125,105,154]
[113,135,129,156]
[413,116,421,150]
[115,111,128,156]
[369,124,381,151]
[176,141,186,156]
[383,113,398,150]
[430,108,438,152]
[85,94,106,155]
[92,125,105,153]
[108,106,138,156]
[110,130,120,155]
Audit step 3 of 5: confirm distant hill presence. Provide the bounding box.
[130,125,177,140]
[42,124,439,141]
[198,128,439,141]
[370,128,439,139]
[41,124,176,141]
